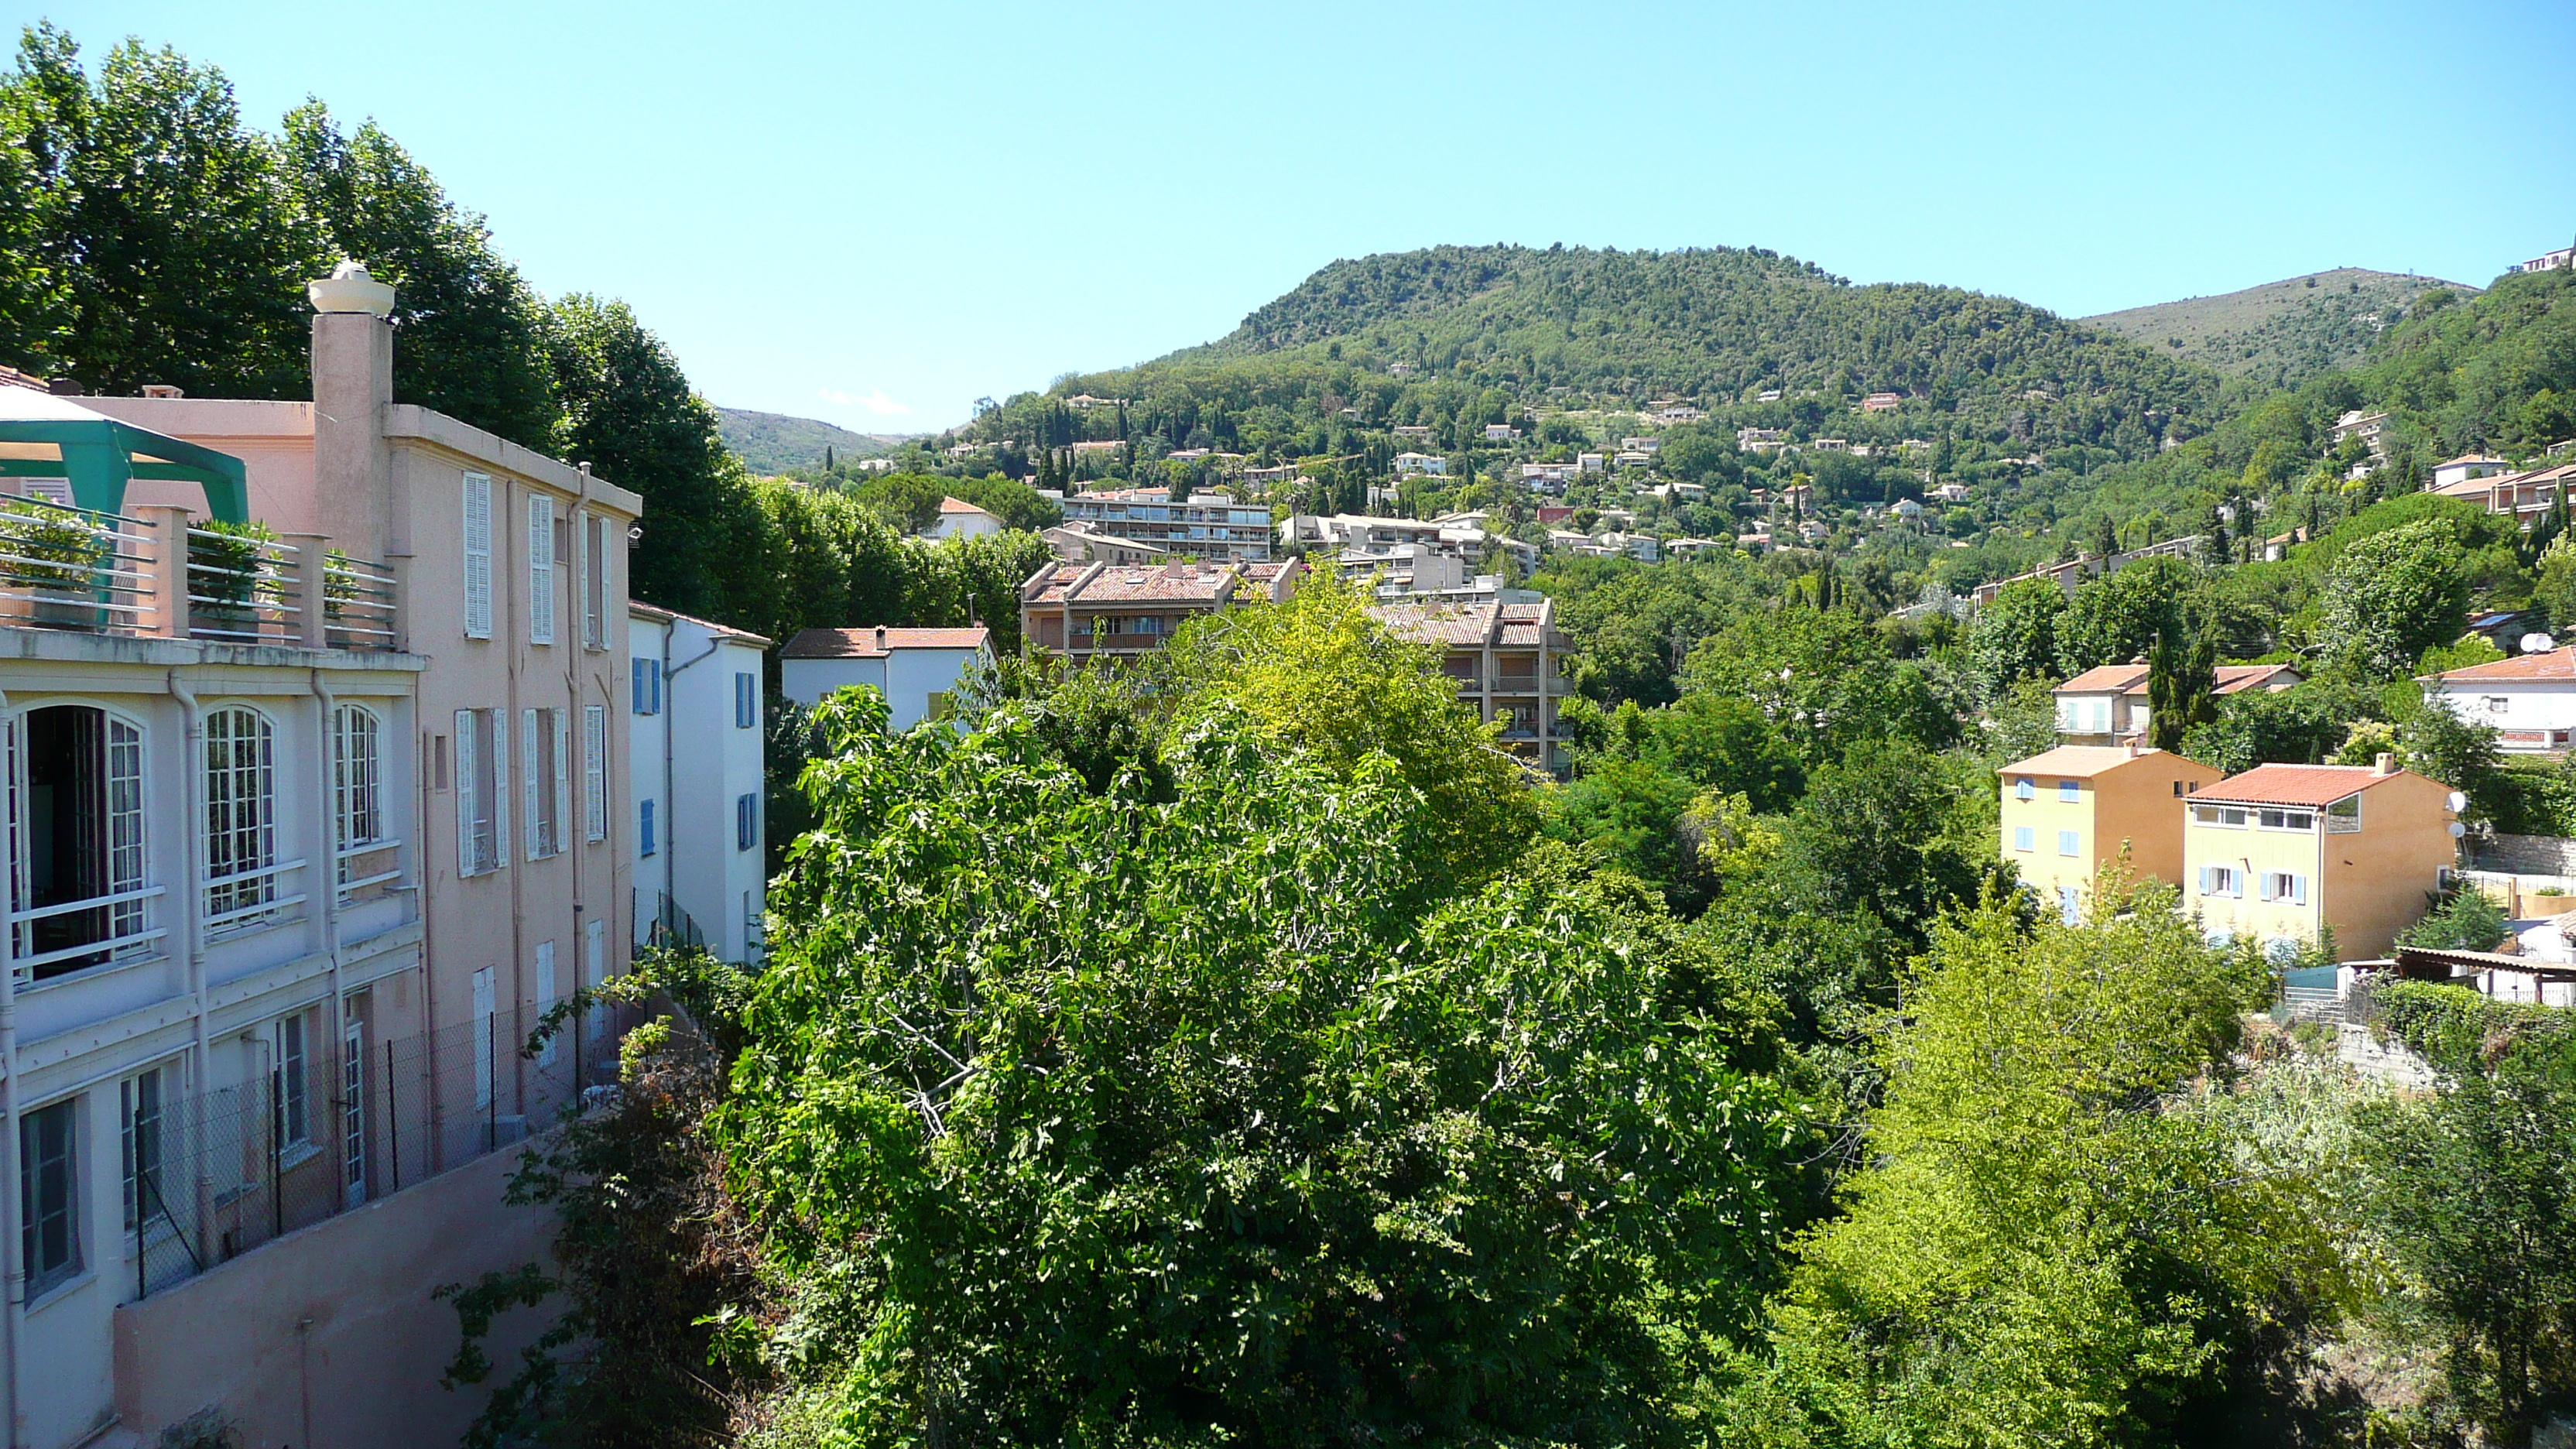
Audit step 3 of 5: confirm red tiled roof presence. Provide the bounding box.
[939,496,994,515]
[780,626,989,659]
[2430,647,2576,683]
[2195,763,2412,807]
[1997,745,2197,778]
[2054,663,2300,695]
[2057,663,2148,694]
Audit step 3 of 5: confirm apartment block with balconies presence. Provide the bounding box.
[1370,598,1572,771]
[0,263,646,1449]
[1019,558,1304,661]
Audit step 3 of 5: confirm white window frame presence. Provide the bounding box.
[528,494,557,646]
[522,707,569,861]
[20,1097,80,1298]
[341,1019,366,1206]
[121,1065,166,1235]
[203,705,280,933]
[457,708,508,877]
[272,1011,310,1153]
[583,512,610,651]
[2057,779,2079,803]
[462,472,493,640]
[471,966,495,1110]
[6,704,152,976]
[2013,777,2034,801]
[2057,830,2079,857]
[535,940,557,1068]
[2012,825,2034,852]
[583,705,607,844]
[332,704,388,889]
[2327,795,2363,834]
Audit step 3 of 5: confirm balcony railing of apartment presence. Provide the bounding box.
[125,1006,635,1300]
[0,496,398,648]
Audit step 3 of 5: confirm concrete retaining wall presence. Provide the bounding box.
[111,1142,557,1449]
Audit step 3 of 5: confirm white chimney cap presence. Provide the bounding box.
[309,261,396,318]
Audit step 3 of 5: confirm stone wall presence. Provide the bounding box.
[2469,832,2576,877]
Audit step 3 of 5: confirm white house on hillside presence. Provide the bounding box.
[930,496,1002,539]
[780,625,993,731]
[629,605,771,963]
[2425,648,2576,754]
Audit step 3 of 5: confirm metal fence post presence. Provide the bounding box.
[486,1012,497,1154]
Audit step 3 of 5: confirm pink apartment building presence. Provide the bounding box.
[0,264,644,1448]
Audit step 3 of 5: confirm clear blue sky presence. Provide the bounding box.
[32,0,2576,431]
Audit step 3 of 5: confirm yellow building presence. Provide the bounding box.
[2180,757,2461,961]
[1999,744,2224,921]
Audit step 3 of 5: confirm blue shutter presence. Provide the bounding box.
[640,799,656,857]
[736,793,757,851]
[2198,866,2212,896]
[632,664,646,715]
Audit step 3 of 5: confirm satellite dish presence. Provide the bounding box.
[2448,790,2468,813]
[2522,632,2556,654]
[2448,821,2467,838]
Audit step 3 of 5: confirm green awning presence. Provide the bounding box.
[0,389,249,523]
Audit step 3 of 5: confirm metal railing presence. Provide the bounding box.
[184,526,302,645]
[0,496,158,634]
[321,550,399,650]
[0,493,401,648]
[128,1007,632,1300]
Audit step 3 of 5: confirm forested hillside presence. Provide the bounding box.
[714,406,908,474]
[1016,243,2225,466]
[2084,266,2474,390]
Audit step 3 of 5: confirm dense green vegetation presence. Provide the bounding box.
[714,407,909,475]
[453,581,2576,1448]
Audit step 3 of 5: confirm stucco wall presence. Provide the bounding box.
[111,1144,557,1449]
[2320,775,2457,959]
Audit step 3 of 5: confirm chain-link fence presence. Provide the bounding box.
[128,1005,630,1300]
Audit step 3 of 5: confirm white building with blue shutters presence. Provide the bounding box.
[629,604,770,964]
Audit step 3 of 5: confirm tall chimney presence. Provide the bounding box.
[2373,752,2397,776]
[308,261,397,566]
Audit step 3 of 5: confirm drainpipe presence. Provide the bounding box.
[165,669,210,1199]
[0,687,18,1449]
[310,670,348,1209]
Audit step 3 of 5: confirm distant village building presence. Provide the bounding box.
[2430,454,2513,489]
[1736,427,1784,450]
[1651,403,1704,423]
[1482,423,1522,441]
[2514,245,2574,275]
[2424,647,2576,755]
[1044,521,1167,567]
[1393,451,1447,478]
[1807,437,1850,454]
[1861,392,1903,412]
[1370,598,1573,769]
[930,496,1002,539]
[2181,760,2460,961]
[1057,486,1273,563]
[2333,409,2391,457]
[780,625,992,732]
[1019,558,1304,659]
[1577,452,1605,473]
[2053,663,2304,745]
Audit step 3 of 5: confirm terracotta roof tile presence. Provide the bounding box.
[2430,648,2576,683]
[1998,745,2198,778]
[781,626,989,659]
[2196,763,2413,807]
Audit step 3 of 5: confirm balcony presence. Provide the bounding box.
[0,496,398,649]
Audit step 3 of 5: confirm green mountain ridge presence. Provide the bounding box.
[715,406,919,475]
[1021,243,2230,467]
[2082,267,2480,391]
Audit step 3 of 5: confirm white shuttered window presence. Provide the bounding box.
[529,495,557,646]
[462,474,493,639]
[583,704,607,842]
[457,708,506,875]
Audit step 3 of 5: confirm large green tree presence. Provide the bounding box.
[2318,517,2472,678]
[0,24,323,395]
[1735,885,2333,1447]
[720,688,1817,1446]
[279,102,558,447]
[546,294,766,622]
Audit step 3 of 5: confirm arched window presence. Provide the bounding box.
[331,704,385,889]
[203,706,277,931]
[9,703,149,978]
